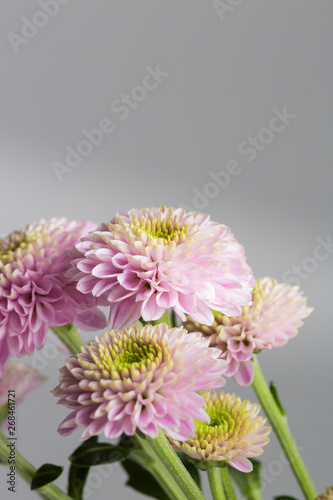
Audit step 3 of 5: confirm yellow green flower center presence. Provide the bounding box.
[88,330,170,377]
[0,227,50,266]
[0,232,30,264]
[110,342,160,371]
[196,408,235,437]
[209,410,233,429]
[131,216,189,245]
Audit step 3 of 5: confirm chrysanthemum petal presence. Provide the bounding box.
[108,296,142,329]
[233,360,254,386]
[228,456,253,472]
[0,361,45,409]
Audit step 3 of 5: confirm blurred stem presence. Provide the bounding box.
[252,355,317,500]
[134,432,188,500]
[146,429,206,500]
[0,430,71,500]
[220,468,237,500]
[51,324,84,355]
[170,309,179,328]
[207,467,226,500]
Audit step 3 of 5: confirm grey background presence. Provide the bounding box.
[0,1,332,498]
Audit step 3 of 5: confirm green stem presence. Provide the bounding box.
[0,430,72,500]
[207,467,226,500]
[246,489,262,500]
[220,468,237,500]
[51,324,84,355]
[146,430,206,500]
[252,355,317,500]
[170,309,179,328]
[134,433,188,500]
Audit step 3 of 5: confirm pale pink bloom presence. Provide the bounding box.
[0,218,106,375]
[169,391,271,473]
[71,206,254,329]
[53,323,227,441]
[184,278,313,386]
[0,362,45,408]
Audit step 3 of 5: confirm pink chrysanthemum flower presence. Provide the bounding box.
[0,361,45,409]
[169,391,271,473]
[316,487,333,500]
[184,278,313,386]
[0,218,106,375]
[52,323,227,441]
[71,206,254,329]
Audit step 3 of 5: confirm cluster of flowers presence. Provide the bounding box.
[0,218,106,374]
[0,206,312,472]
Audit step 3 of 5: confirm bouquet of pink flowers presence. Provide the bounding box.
[0,206,329,500]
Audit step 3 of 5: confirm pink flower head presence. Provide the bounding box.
[71,206,254,329]
[0,218,106,375]
[184,277,313,386]
[53,323,227,441]
[169,391,271,472]
[0,361,45,408]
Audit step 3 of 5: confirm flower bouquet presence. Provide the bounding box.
[0,206,329,500]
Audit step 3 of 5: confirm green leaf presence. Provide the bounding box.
[69,441,131,467]
[274,497,300,500]
[118,433,137,449]
[68,464,90,500]
[67,436,97,499]
[31,463,64,490]
[121,458,170,500]
[178,452,201,488]
[228,460,262,500]
[269,381,286,416]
